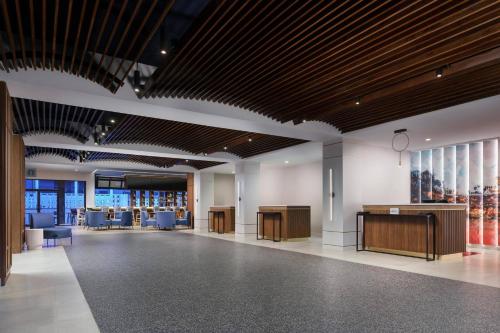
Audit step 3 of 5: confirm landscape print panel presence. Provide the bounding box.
[469,142,483,245]
[420,150,432,201]
[410,151,421,203]
[444,146,456,203]
[432,148,444,201]
[482,139,498,246]
[456,144,469,243]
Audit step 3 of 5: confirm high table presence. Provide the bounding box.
[257,205,311,241]
[208,206,235,234]
[359,204,467,259]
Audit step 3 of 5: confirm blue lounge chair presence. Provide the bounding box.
[140,211,157,229]
[86,211,110,230]
[176,211,192,227]
[157,211,176,230]
[30,213,72,246]
[110,211,133,229]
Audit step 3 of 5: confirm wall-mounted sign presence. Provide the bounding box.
[389,208,400,215]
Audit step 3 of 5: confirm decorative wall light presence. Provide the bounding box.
[392,129,410,168]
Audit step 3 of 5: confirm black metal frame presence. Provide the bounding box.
[208,211,225,234]
[356,212,436,261]
[256,212,282,242]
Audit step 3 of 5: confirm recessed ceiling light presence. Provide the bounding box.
[185,159,189,162]
[285,160,289,164]
[101,132,106,136]
[302,119,306,123]
[435,68,443,78]
[355,98,361,105]
[248,138,252,142]
[223,146,227,150]
[110,119,115,123]
[94,142,98,145]
[134,88,140,93]
[160,49,167,55]
[204,153,208,156]
[425,138,432,141]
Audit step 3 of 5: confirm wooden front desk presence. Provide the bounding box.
[361,204,467,258]
[258,205,311,241]
[209,206,235,233]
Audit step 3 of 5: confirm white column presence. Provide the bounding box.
[194,172,214,230]
[235,161,260,234]
[322,141,356,247]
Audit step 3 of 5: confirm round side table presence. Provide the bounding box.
[25,228,44,250]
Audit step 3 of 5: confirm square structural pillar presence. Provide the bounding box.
[235,161,260,234]
[194,172,214,230]
[322,141,357,247]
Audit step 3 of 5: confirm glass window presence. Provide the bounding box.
[95,189,131,208]
[64,181,85,224]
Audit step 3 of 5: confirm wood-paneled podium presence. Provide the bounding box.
[257,205,311,241]
[359,204,467,260]
[208,206,235,233]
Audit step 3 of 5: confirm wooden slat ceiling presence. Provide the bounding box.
[0,0,175,92]
[141,0,500,132]
[24,146,224,170]
[13,98,307,158]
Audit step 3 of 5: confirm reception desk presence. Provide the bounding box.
[360,204,467,259]
[208,206,235,233]
[258,205,311,241]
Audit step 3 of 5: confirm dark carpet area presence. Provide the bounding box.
[64,232,500,333]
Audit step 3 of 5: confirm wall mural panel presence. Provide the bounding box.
[444,146,456,203]
[411,139,499,247]
[432,148,444,201]
[421,150,432,201]
[483,140,498,246]
[410,151,421,203]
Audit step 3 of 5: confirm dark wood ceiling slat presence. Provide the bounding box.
[101,0,143,86]
[42,0,47,69]
[85,0,114,79]
[70,0,88,74]
[77,0,100,76]
[29,0,36,68]
[14,0,27,70]
[51,0,59,70]
[1,0,18,70]
[61,0,73,71]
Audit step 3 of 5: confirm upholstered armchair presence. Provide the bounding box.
[157,211,176,230]
[86,211,109,230]
[176,211,192,227]
[110,211,133,229]
[140,211,157,228]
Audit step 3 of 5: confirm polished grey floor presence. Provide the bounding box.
[65,232,500,333]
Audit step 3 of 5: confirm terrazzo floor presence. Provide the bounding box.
[64,231,500,333]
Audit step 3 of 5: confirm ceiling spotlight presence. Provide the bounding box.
[133,66,141,93]
[160,29,168,56]
[110,119,115,124]
[355,98,361,105]
[101,132,106,136]
[223,146,227,150]
[94,141,98,146]
[435,68,443,78]
[285,160,289,164]
[302,119,306,123]
[185,159,189,162]
[425,138,432,142]
[248,138,252,142]
[204,153,208,156]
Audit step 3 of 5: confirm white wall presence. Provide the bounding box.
[196,173,214,230]
[26,168,95,207]
[260,161,323,235]
[213,174,235,206]
[335,139,410,246]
